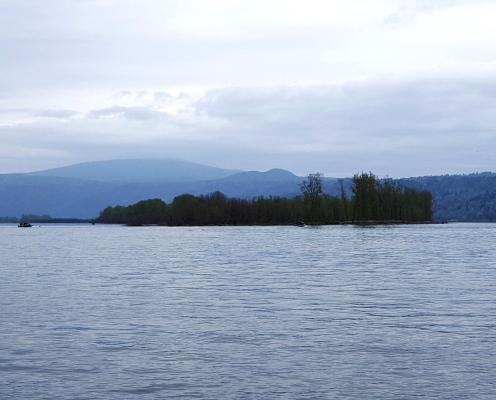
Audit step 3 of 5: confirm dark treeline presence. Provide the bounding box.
[0,216,18,223]
[97,172,433,226]
[0,215,93,223]
[0,214,52,223]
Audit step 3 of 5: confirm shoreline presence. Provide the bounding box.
[104,220,444,227]
[2,220,453,226]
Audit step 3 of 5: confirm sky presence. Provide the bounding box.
[1,0,496,177]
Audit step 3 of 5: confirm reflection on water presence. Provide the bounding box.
[1,224,495,399]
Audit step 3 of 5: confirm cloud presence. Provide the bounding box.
[1,0,495,95]
[87,106,168,121]
[1,1,496,175]
[1,74,496,176]
[37,109,79,119]
[384,0,480,26]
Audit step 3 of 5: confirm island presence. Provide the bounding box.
[96,172,433,226]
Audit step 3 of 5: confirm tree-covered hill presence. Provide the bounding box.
[400,173,496,221]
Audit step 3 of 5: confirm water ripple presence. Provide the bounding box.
[1,223,496,399]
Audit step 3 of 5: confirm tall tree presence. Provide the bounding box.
[300,173,323,222]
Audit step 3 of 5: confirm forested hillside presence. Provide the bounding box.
[401,173,496,221]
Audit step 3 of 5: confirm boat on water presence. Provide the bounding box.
[18,222,32,228]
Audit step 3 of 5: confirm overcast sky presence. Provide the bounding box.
[1,0,495,176]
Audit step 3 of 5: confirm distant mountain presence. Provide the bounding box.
[2,159,496,221]
[401,173,496,222]
[29,159,239,183]
[0,174,114,218]
[0,167,309,218]
[222,169,300,183]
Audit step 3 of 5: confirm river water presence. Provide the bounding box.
[1,223,495,399]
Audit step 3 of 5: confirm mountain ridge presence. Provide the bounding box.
[1,159,496,221]
[29,158,241,183]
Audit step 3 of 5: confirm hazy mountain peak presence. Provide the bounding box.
[221,168,300,182]
[265,168,299,178]
[29,159,240,183]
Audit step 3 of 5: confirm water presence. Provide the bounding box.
[1,223,495,399]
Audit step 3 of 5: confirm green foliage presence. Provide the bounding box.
[400,173,496,221]
[98,199,168,225]
[127,199,168,226]
[300,173,323,200]
[300,173,324,222]
[97,173,433,226]
[352,173,432,222]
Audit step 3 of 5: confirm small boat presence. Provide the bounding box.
[295,220,306,227]
[18,222,32,228]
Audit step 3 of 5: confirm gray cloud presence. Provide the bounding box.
[87,106,168,121]
[1,0,494,94]
[1,1,495,175]
[37,109,79,119]
[197,77,496,141]
[2,75,496,176]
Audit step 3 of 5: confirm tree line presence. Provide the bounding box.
[97,172,433,226]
